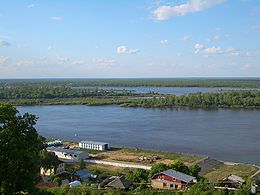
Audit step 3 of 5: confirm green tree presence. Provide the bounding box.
[149,163,168,179]
[53,177,62,186]
[189,164,201,178]
[125,168,149,183]
[169,161,190,175]
[78,158,85,169]
[0,104,44,194]
[188,180,214,195]
[39,150,60,175]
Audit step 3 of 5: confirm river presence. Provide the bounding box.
[18,105,260,165]
[75,86,258,95]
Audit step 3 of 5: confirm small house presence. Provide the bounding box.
[74,168,92,180]
[220,174,245,188]
[47,147,89,161]
[151,169,197,190]
[105,175,131,190]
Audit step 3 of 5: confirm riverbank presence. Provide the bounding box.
[2,89,259,108]
[57,139,260,182]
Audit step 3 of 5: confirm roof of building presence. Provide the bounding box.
[105,175,131,189]
[80,140,109,145]
[155,169,196,183]
[46,140,62,146]
[47,147,86,155]
[69,180,82,187]
[74,169,91,180]
[226,175,245,184]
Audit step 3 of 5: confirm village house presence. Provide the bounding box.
[220,174,245,188]
[40,160,65,176]
[74,168,93,180]
[151,169,197,190]
[47,147,89,161]
[79,140,110,151]
[105,175,131,190]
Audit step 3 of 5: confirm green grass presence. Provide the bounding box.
[119,147,203,165]
[204,163,259,182]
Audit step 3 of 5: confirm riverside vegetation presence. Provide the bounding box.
[1,78,260,88]
[0,86,260,108]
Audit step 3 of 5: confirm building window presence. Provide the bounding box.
[170,184,173,188]
[175,185,178,189]
[163,183,167,187]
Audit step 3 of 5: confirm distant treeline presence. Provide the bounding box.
[1,78,260,88]
[0,86,136,99]
[123,90,260,108]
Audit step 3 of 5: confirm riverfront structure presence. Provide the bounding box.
[47,147,89,161]
[79,140,110,151]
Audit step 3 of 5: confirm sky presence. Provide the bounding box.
[0,0,260,78]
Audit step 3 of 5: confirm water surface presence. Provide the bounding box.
[18,105,260,165]
[76,86,258,95]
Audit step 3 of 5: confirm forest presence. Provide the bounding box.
[1,78,260,88]
[0,86,136,99]
[0,84,260,108]
[123,90,260,108]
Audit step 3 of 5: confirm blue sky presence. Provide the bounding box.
[0,0,260,78]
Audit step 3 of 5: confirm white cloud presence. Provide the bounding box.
[207,34,229,42]
[195,44,241,57]
[244,64,252,70]
[72,59,85,65]
[0,40,11,47]
[13,59,34,67]
[194,43,221,55]
[116,45,139,54]
[56,55,70,64]
[153,0,226,20]
[50,16,63,21]
[203,46,222,55]
[160,39,169,45]
[47,45,53,50]
[92,58,116,67]
[194,43,204,53]
[27,4,35,8]
[181,35,191,42]
[17,44,28,48]
[0,56,7,65]
[225,47,240,57]
[194,43,204,50]
[244,51,260,58]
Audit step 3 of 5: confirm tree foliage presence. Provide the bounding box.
[125,168,149,183]
[0,103,44,194]
[149,161,201,180]
[39,149,60,175]
[125,90,260,108]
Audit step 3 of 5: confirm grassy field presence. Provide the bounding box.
[204,163,259,182]
[95,147,203,166]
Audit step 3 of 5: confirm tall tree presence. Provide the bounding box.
[39,150,59,175]
[0,104,44,194]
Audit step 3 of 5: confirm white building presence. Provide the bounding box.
[47,147,89,161]
[79,140,110,151]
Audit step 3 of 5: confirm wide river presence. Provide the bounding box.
[18,105,260,165]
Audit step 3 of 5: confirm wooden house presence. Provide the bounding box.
[151,169,197,190]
